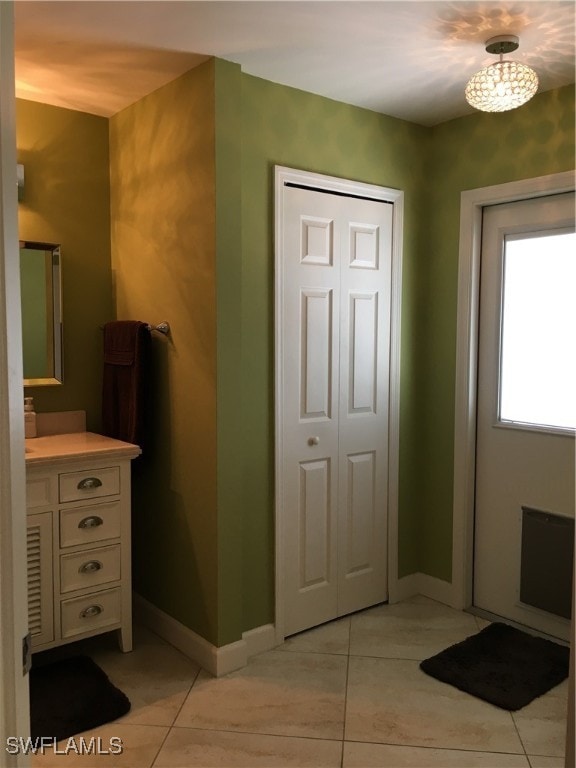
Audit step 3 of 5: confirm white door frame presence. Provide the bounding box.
[274,165,404,644]
[0,2,31,763]
[451,170,575,610]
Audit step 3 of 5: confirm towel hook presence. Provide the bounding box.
[147,321,170,335]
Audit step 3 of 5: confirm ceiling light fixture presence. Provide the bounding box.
[465,35,539,113]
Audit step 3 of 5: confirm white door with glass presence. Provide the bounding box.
[474,192,575,641]
[279,181,392,637]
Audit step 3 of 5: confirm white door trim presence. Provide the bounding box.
[452,170,575,610]
[274,166,404,644]
[0,2,31,761]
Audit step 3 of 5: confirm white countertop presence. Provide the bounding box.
[25,431,142,466]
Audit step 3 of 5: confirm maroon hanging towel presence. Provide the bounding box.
[102,321,150,448]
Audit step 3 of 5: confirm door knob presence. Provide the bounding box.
[308,436,320,446]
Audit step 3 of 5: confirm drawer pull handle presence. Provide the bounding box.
[77,477,103,491]
[79,560,103,574]
[79,604,103,619]
[78,516,103,529]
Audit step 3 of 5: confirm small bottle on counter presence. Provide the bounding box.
[24,396,37,438]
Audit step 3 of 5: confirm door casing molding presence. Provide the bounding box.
[0,2,31,756]
[452,170,575,610]
[274,166,404,644]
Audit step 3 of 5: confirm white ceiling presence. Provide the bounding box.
[14,1,576,126]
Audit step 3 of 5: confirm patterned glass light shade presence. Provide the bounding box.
[465,60,539,112]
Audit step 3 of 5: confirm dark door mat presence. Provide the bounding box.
[419,622,569,711]
[30,655,131,741]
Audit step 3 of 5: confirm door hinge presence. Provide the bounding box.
[22,632,32,675]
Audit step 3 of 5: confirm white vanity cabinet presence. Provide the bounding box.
[25,433,141,653]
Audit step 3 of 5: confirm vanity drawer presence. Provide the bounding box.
[60,587,121,639]
[59,466,120,503]
[59,501,121,548]
[60,544,121,594]
[26,476,55,510]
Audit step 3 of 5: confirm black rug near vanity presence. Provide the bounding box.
[420,622,569,711]
[30,655,130,741]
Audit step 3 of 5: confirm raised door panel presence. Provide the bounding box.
[26,474,55,510]
[298,459,332,589]
[300,289,333,420]
[348,292,378,415]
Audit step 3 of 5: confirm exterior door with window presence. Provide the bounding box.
[474,192,575,641]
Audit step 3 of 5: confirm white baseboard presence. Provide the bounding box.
[243,623,277,658]
[133,593,277,677]
[392,572,456,607]
[389,572,420,603]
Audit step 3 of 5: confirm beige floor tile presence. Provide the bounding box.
[154,727,342,767]
[345,656,524,753]
[31,723,169,768]
[92,626,200,726]
[279,615,350,655]
[527,757,565,768]
[343,742,531,767]
[512,681,568,757]
[350,595,479,660]
[175,650,347,739]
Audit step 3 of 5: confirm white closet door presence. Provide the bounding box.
[280,184,392,636]
[337,196,392,616]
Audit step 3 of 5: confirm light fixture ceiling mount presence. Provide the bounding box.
[465,34,538,113]
[484,34,519,56]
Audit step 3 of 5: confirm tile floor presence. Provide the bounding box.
[32,596,568,768]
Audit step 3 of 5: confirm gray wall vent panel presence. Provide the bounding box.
[520,506,574,620]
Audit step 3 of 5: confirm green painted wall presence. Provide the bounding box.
[215,60,244,645]
[239,73,431,631]
[418,84,575,581]
[16,71,575,648]
[16,99,111,428]
[109,61,220,644]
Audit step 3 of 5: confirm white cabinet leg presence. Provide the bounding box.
[118,624,132,653]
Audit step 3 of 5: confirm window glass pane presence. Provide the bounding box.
[500,231,576,431]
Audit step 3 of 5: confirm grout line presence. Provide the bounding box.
[340,621,352,768]
[276,648,350,657]
[148,667,201,767]
[510,711,531,762]
[279,649,436,662]
[172,667,202,722]
[149,726,172,768]
[348,653,426,662]
[343,737,527,754]
[167,723,344,742]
